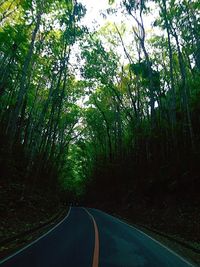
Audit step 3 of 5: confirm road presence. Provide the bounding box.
[0,207,196,267]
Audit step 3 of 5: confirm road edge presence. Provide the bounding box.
[111,212,197,267]
[0,206,72,265]
[90,208,196,267]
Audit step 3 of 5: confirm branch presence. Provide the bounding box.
[114,23,134,64]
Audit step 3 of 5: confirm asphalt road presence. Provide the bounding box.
[0,207,196,267]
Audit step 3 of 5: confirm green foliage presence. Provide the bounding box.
[81,37,118,85]
[130,62,149,77]
[0,0,200,201]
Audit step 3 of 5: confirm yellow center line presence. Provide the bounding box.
[83,208,99,267]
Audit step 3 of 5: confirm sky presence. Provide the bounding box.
[74,0,160,107]
[75,0,160,69]
[79,0,158,32]
[79,0,120,30]
[78,0,160,61]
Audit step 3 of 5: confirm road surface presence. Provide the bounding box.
[0,207,196,267]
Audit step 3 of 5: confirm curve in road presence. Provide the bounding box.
[0,207,196,267]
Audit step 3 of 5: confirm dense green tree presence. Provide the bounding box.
[0,0,200,201]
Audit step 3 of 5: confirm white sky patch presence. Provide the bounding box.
[72,0,162,108]
[79,0,118,30]
[79,0,159,33]
[72,2,158,77]
[78,0,161,63]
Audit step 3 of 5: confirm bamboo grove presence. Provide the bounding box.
[0,0,200,199]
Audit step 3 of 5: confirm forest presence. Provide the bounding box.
[0,0,200,259]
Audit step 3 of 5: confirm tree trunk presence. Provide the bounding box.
[9,8,42,145]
